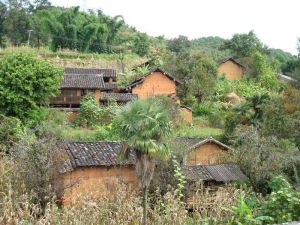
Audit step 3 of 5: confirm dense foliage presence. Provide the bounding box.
[0,53,63,123]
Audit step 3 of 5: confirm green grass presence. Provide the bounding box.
[174,116,224,138]
[175,126,223,138]
[61,127,99,141]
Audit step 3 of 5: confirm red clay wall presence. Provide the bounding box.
[132,72,176,99]
[186,143,227,165]
[218,61,244,80]
[62,166,138,204]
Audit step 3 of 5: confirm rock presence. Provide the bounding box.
[225,92,244,105]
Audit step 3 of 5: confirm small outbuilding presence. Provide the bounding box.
[218,57,245,80]
[175,137,232,165]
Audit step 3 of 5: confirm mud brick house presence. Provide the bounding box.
[50,67,136,108]
[218,57,245,80]
[125,67,182,99]
[125,67,193,123]
[59,137,246,203]
[174,137,246,184]
[60,141,137,204]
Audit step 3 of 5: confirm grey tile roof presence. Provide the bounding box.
[101,92,138,102]
[61,74,105,89]
[182,164,247,182]
[64,68,117,78]
[174,137,232,152]
[125,67,182,90]
[103,83,118,90]
[60,141,135,173]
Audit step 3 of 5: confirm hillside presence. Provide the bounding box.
[0,1,300,225]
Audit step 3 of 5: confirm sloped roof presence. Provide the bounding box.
[278,73,297,82]
[64,68,117,78]
[60,141,134,173]
[182,164,247,182]
[125,68,182,90]
[174,137,232,151]
[218,57,245,69]
[61,74,105,89]
[101,92,138,102]
[180,105,194,112]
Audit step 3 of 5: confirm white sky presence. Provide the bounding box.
[50,0,300,55]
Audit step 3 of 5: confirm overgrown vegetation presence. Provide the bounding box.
[0,2,299,224]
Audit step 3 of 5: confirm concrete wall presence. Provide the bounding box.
[132,72,176,99]
[186,143,227,165]
[62,166,138,204]
[218,60,244,80]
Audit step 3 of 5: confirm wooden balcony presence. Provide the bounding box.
[49,95,82,105]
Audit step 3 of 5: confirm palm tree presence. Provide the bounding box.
[113,98,172,225]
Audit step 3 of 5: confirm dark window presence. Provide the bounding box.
[81,89,95,96]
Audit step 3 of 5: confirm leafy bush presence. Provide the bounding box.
[12,123,65,208]
[0,53,63,123]
[225,194,267,225]
[76,94,120,128]
[194,101,228,128]
[231,127,300,193]
[258,176,300,224]
[75,93,103,127]
[0,114,23,155]
[94,124,119,140]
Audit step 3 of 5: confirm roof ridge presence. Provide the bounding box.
[64,67,116,70]
[69,141,123,144]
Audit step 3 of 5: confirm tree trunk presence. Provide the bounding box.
[142,186,148,225]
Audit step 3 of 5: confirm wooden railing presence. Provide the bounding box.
[49,95,82,105]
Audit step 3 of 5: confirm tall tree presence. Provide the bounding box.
[168,35,190,53]
[0,2,6,46]
[187,53,218,102]
[33,0,51,10]
[3,0,31,45]
[221,31,265,58]
[297,37,300,57]
[132,32,150,56]
[113,99,172,225]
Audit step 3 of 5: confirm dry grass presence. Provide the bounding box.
[0,158,243,225]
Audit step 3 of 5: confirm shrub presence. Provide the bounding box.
[0,53,63,123]
[12,124,65,208]
[75,93,102,127]
[0,114,23,155]
[258,176,300,223]
[231,127,300,193]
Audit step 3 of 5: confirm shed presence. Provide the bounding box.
[218,57,245,80]
[174,137,231,165]
[182,164,247,183]
[60,141,137,204]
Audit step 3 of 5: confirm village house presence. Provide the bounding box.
[125,67,193,123]
[174,137,246,183]
[50,67,137,108]
[60,141,137,204]
[59,137,246,204]
[218,57,245,80]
